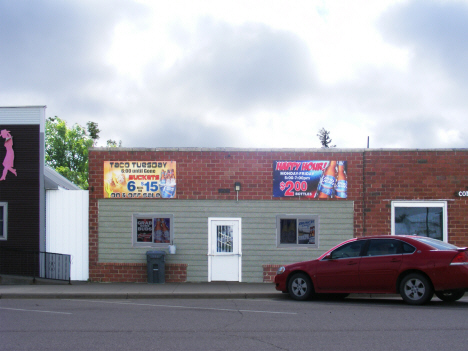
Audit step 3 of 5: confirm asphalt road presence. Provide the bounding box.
[1,296,468,351]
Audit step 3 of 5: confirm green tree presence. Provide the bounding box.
[107,139,122,147]
[87,121,101,146]
[317,128,336,148]
[45,117,99,189]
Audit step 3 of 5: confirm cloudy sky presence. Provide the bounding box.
[1,0,468,149]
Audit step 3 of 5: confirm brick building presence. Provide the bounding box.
[88,148,468,283]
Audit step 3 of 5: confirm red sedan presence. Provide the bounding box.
[274,235,468,305]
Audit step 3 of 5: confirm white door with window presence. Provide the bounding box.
[208,218,242,282]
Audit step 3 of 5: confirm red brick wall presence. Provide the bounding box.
[166,263,188,283]
[362,151,468,247]
[263,264,282,283]
[88,150,363,201]
[89,263,187,283]
[90,263,146,283]
[88,148,468,281]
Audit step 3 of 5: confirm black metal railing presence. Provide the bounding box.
[0,247,71,283]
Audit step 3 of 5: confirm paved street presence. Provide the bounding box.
[2,296,468,351]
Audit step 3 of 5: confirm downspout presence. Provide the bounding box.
[362,150,366,237]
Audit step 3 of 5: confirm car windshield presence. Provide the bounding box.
[411,236,458,250]
[328,240,365,259]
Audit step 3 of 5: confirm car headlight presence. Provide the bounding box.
[276,266,286,275]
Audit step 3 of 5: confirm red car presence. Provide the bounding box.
[274,235,468,305]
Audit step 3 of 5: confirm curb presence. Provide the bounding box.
[0,293,286,300]
[0,293,400,300]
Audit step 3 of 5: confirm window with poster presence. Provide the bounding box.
[391,201,447,242]
[132,213,173,247]
[276,215,319,248]
[0,202,7,240]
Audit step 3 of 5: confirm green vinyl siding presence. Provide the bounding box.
[98,199,354,282]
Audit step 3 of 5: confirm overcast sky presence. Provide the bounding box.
[1,0,468,149]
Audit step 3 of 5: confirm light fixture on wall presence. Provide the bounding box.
[234,182,241,201]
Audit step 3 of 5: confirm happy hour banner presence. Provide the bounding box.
[273,160,348,199]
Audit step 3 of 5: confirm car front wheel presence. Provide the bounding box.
[288,273,313,301]
[435,289,465,302]
[399,273,433,305]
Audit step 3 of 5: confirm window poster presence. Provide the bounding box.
[136,219,153,242]
[133,214,173,247]
[104,161,176,199]
[273,160,348,199]
[298,219,316,244]
[154,217,171,244]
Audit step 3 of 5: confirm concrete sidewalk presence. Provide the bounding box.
[0,276,283,299]
[0,276,406,301]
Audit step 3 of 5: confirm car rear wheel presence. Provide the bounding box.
[435,289,465,302]
[288,273,313,301]
[399,273,433,305]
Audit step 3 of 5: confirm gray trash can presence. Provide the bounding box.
[146,250,166,284]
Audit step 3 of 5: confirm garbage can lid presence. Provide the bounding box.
[146,250,166,258]
[146,250,166,254]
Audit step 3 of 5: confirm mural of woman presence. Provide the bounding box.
[0,129,17,181]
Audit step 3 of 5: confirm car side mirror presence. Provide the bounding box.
[324,254,333,260]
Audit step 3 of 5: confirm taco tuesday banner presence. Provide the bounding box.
[273,160,348,199]
[104,161,176,198]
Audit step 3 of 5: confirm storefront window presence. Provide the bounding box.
[0,203,7,240]
[132,213,173,247]
[276,215,319,248]
[391,201,447,242]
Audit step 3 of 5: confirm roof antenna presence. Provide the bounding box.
[367,136,370,148]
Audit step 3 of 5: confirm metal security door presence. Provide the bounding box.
[208,218,242,282]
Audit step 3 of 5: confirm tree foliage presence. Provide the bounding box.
[317,128,336,148]
[107,139,122,147]
[87,121,101,145]
[45,117,98,189]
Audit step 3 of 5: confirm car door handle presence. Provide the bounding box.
[390,258,401,262]
[347,261,358,265]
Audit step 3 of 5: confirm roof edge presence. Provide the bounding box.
[89,147,468,152]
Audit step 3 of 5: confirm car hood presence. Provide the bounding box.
[284,259,318,272]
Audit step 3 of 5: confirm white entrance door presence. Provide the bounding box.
[208,218,242,282]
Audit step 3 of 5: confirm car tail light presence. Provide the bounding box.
[450,251,468,265]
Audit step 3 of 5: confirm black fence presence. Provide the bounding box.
[0,247,71,283]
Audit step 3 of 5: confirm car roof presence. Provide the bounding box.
[355,235,410,239]
[354,235,459,250]
[354,235,424,242]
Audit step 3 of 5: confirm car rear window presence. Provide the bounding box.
[402,242,416,253]
[412,237,458,250]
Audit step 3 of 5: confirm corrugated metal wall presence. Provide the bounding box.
[46,190,89,280]
[0,106,45,125]
[98,199,354,282]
